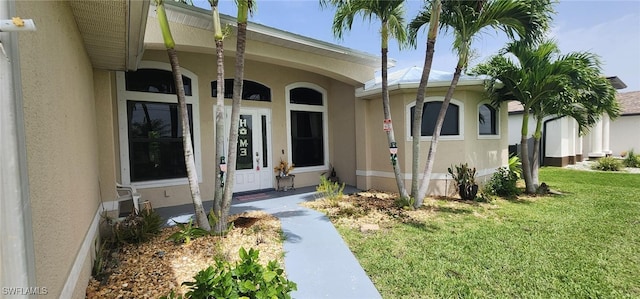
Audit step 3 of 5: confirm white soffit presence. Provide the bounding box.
[69,0,148,71]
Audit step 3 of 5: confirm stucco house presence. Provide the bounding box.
[507,78,631,166]
[1,1,506,297]
[355,67,508,195]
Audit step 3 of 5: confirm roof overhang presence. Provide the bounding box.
[607,76,627,90]
[355,79,491,99]
[144,1,381,85]
[69,0,149,71]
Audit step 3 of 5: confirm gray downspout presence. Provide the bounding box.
[0,0,37,296]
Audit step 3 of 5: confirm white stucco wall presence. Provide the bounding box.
[610,115,640,156]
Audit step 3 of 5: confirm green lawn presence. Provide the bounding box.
[336,168,640,298]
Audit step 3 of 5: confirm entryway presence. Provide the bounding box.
[224,107,273,193]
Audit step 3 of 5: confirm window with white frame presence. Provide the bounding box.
[478,103,498,135]
[286,83,328,169]
[118,63,201,186]
[408,100,462,138]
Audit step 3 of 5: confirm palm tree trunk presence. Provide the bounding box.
[531,117,543,189]
[211,1,225,230]
[520,111,536,193]
[218,18,248,233]
[382,47,409,200]
[411,0,440,205]
[416,64,462,203]
[213,41,225,225]
[156,1,210,230]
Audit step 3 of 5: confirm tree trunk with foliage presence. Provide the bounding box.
[210,0,226,230]
[217,0,251,233]
[411,0,440,207]
[155,0,210,230]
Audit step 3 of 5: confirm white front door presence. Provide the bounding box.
[224,107,272,193]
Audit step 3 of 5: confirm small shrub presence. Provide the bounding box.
[394,196,415,210]
[167,219,210,245]
[113,209,163,244]
[485,167,519,198]
[476,185,496,203]
[508,155,523,179]
[317,175,345,206]
[591,156,622,171]
[623,149,640,168]
[181,247,297,299]
[448,163,478,200]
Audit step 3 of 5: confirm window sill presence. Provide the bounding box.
[407,135,464,142]
[130,178,198,189]
[290,165,329,174]
[477,135,501,140]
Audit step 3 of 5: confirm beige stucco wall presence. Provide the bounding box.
[16,1,101,297]
[144,14,374,85]
[356,86,508,197]
[109,49,360,208]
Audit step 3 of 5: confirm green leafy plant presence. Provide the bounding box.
[591,156,622,171]
[167,219,210,245]
[623,149,640,168]
[181,247,297,299]
[476,184,496,203]
[508,154,523,179]
[113,209,163,244]
[485,167,520,198]
[317,175,345,206]
[447,163,478,200]
[394,196,415,210]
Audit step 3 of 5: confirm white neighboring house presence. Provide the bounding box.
[507,77,634,166]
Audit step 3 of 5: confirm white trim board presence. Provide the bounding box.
[60,206,103,298]
[356,168,497,180]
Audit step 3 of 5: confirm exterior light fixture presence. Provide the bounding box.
[389,142,398,165]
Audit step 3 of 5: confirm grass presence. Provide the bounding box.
[335,168,640,298]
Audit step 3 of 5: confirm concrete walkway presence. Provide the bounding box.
[156,187,382,299]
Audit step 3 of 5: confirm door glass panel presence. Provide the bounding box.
[236,115,253,170]
[261,115,268,168]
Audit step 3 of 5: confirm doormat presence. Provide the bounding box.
[235,193,271,201]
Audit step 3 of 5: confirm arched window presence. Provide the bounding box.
[211,79,271,101]
[409,101,460,136]
[125,69,192,96]
[479,104,498,135]
[286,84,327,169]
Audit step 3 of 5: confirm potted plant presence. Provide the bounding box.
[447,163,478,200]
[274,158,294,177]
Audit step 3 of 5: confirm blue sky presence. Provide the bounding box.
[192,0,640,92]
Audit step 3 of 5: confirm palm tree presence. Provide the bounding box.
[472,39,619,192]
[154,0,210,230]
[408,0,552,206]
[210,0,228,232]
[407,0,441,201]
[217,0,255,233]
[322,0,410,199]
